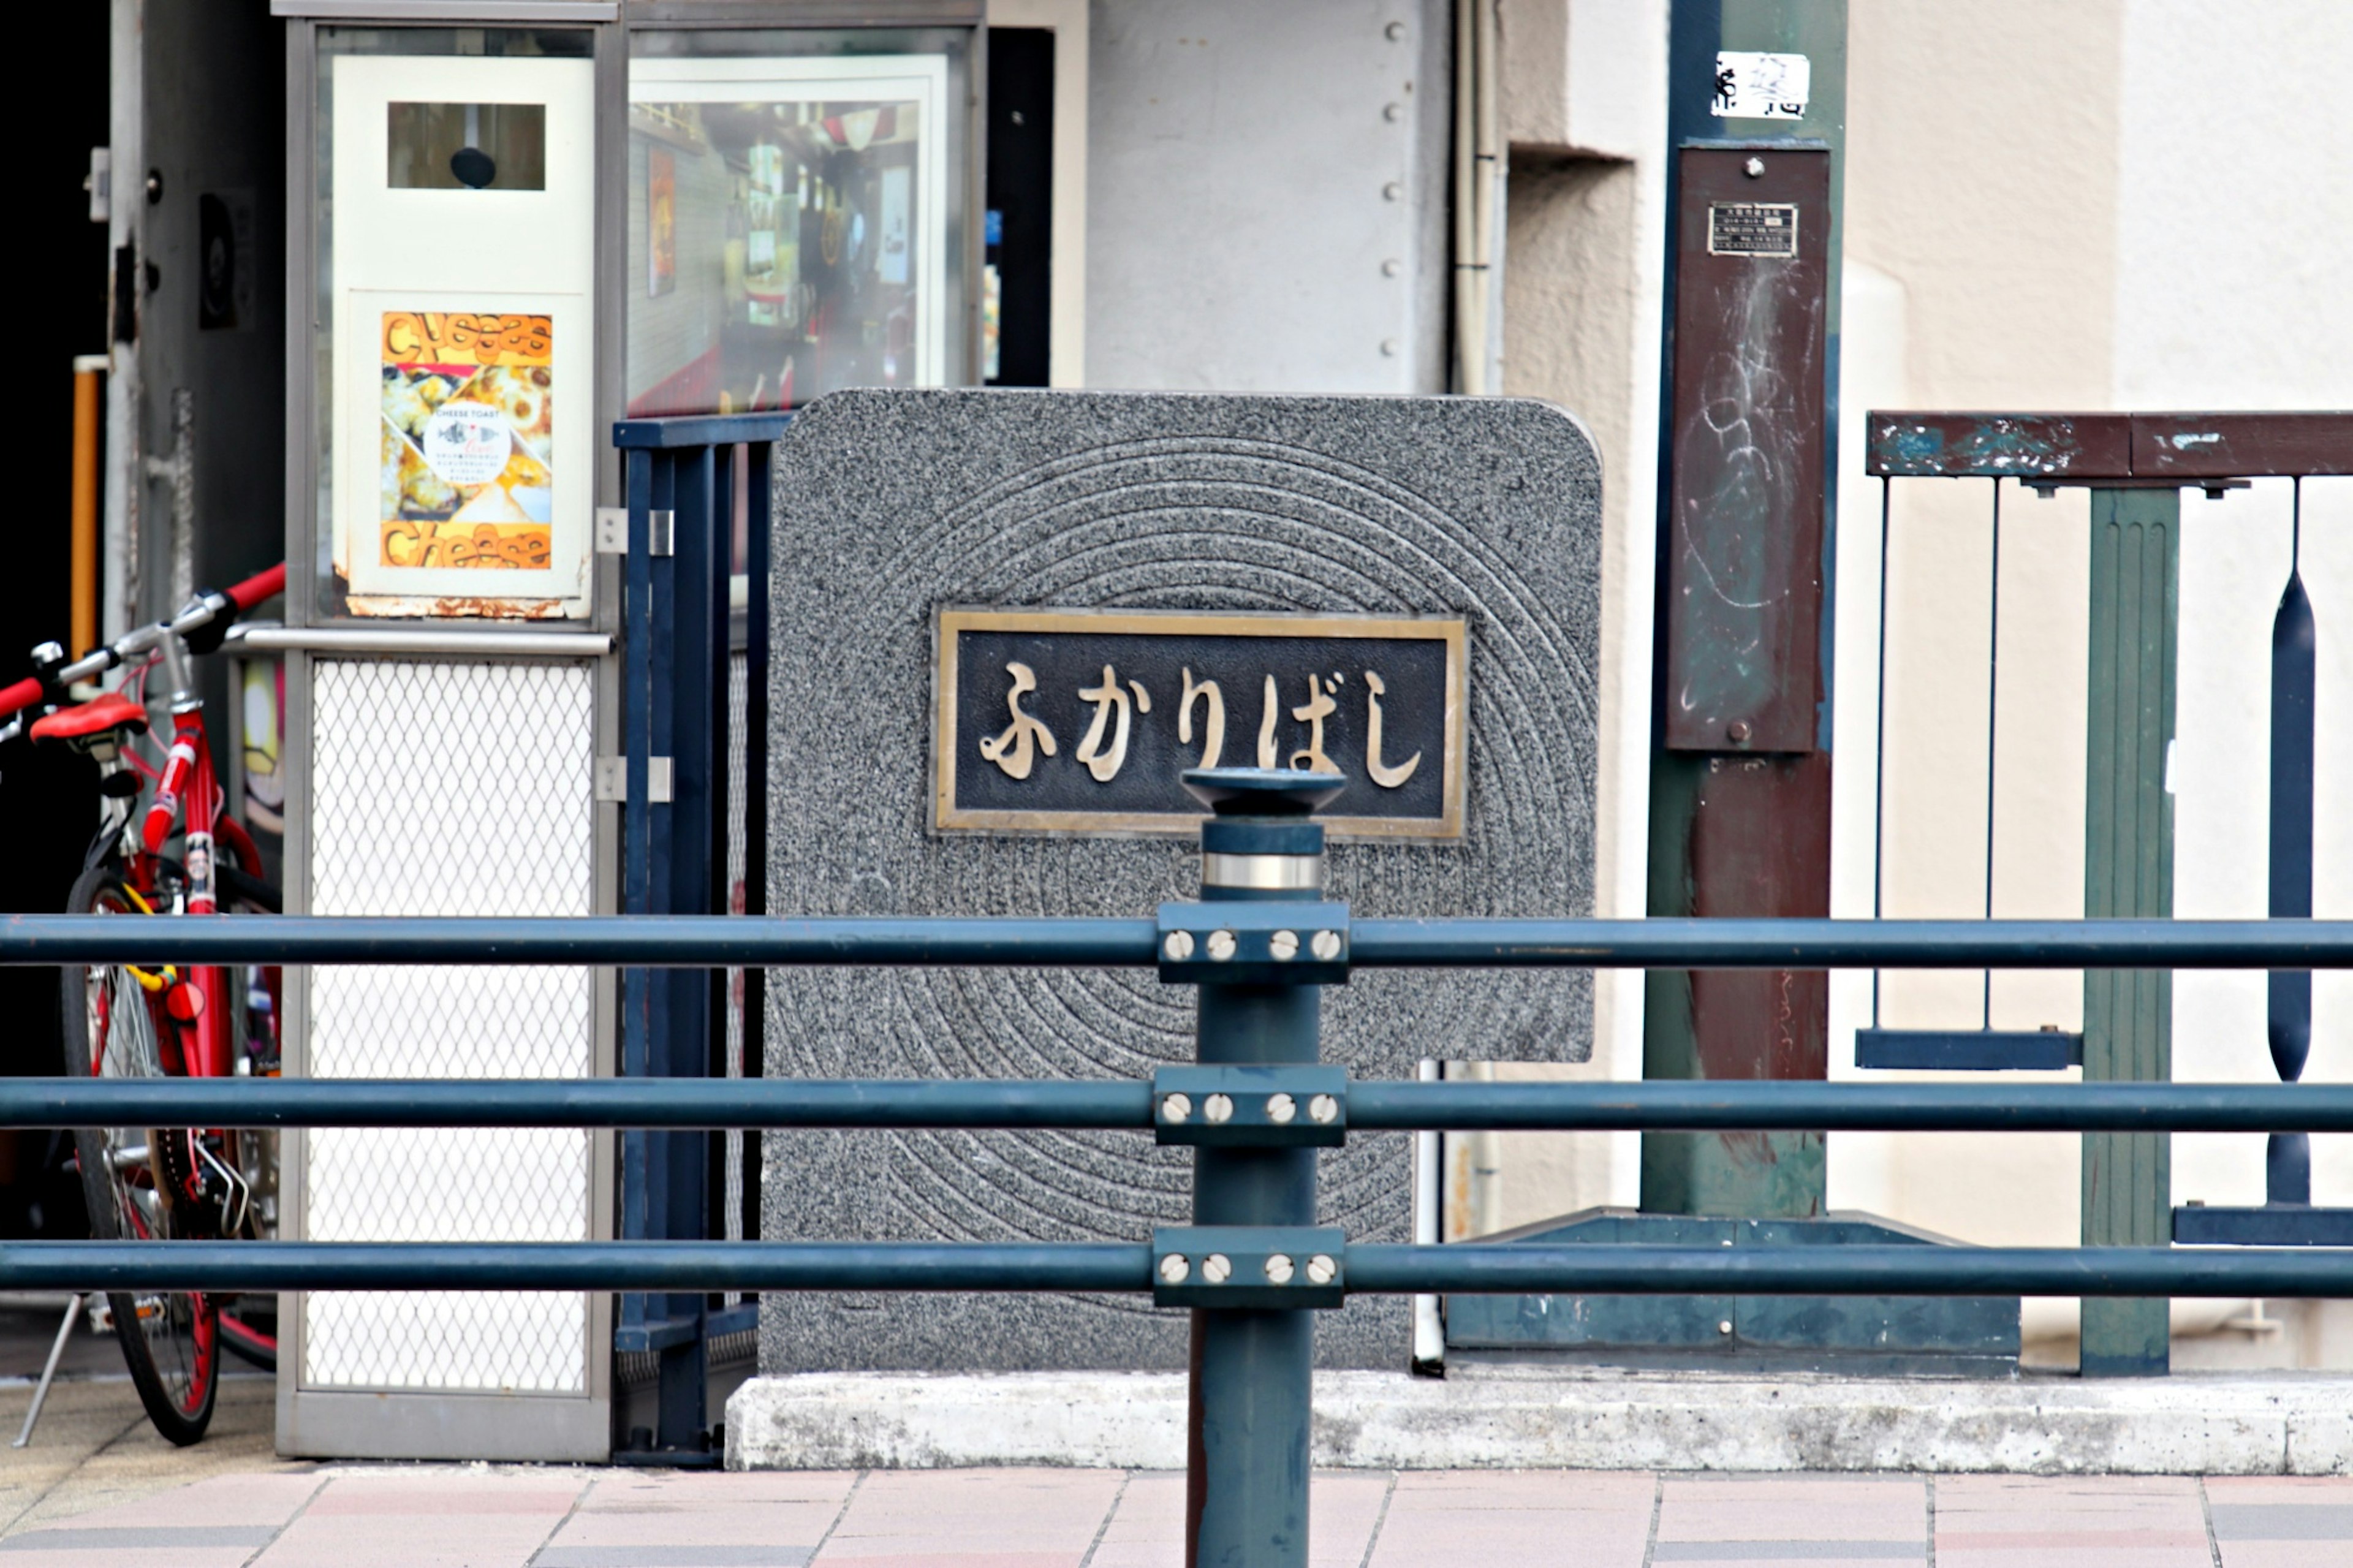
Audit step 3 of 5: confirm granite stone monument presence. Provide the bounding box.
[762,388,1602,1373]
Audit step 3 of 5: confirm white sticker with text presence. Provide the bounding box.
[1713,51,1810,120]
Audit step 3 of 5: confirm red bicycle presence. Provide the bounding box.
[0,562,286,1444]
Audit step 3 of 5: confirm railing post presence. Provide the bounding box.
[1181,769,1343,1568]
[2080,485,2179,1376]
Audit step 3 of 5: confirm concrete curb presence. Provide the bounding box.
[727,1366,2353,1474]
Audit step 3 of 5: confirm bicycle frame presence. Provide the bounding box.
[98,631,276,1222]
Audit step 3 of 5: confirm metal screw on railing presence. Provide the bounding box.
[1161,1093,1193,1123]
[1267,1093,1297,1124]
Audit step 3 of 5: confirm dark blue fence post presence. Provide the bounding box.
[1178,770,1347,1568]
[613,413,791,1461]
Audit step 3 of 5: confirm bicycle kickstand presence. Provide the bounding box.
[12,1293,83,1447]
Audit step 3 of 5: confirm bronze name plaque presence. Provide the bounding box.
[933,608,1468,838]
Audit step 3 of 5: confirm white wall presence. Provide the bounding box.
[1813,0,2353,1356]
[2115,0,2353,1225]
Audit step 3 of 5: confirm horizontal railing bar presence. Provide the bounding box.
[0,1079,1156,1130]
[1343,1081,2353,1133]
[1343,1246,2353,1297]
[10,915,2353,969]
[0,1242,1145,1292]
[0,915,1160,968]
[1347,918,2353,969]
[5,1242,2347,1297]
[7,1078,2353,1132]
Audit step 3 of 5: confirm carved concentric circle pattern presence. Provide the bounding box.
[763,390,1601,1371]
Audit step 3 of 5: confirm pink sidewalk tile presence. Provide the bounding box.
[1082,1474,1184,1568]
[249,1472,587,1568]
[1934,1473,2211,1564]
[2219,1550,2353,1568]
[0,1473,325,1568]
[542,1469,856,1555]
[1085,1470,1390,1568]
[2208,1479,2353,1568]
[26,1471,325,1529]
[812,1468,1123,1564]
[1658,1475,1927,1545]
[1367,1469,1654,1568]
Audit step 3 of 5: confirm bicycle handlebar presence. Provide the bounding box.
[226,562,287,613]
[0,560,287,724]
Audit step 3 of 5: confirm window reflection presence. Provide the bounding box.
[627,57,948,416]
[387,102,547,190]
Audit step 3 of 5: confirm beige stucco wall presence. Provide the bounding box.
[1485,0,1671,1235]
[1822,0,2129,1284]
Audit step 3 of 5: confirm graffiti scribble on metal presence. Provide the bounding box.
[1664,146,1829,754]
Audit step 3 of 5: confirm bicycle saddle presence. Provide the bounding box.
[30,692,149,746]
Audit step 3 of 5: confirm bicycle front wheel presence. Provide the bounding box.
[62,860,221,1446]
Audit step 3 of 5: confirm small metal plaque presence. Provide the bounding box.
[1708,201,1799,257]
[933,608,1466,838]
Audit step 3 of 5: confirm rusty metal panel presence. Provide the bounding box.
[1866,409,2353,480]
[1642,751,1833,1217]
[1864,412,2134,480]
[2131,413,2353,479]
[1664,146,1830,753]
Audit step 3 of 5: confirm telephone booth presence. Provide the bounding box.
[271,0,980,1461]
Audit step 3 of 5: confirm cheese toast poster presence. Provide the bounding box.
[378,311,555,570]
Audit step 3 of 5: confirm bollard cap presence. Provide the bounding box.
[1184,768,1344,877]
[1181,767,1347,818]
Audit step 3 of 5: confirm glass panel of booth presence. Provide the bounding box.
[624,31,972,417]
[387,102,547,191]
[313,28,596,620]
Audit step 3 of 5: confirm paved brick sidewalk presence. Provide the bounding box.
[0,1464,2346,1566]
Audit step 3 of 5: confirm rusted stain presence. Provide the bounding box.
[1866,410,2350,480]
[1864,412,2132,479]
[1686,753,1832,1086]
[2130,412,2353,479]
[1662,146,1830,754]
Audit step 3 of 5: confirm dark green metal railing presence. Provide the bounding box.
[17,771,2353,1566]
[13,911,2353,968]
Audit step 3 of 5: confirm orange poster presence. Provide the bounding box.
[379,311,554,570]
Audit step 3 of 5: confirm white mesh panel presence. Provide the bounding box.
[301,658,597,1393]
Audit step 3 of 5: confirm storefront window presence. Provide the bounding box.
[627,31,972,417]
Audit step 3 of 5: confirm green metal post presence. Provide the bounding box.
[2080,487,2178,1376]
[1181,770,1342,1568]
[1642,0,1848,1221]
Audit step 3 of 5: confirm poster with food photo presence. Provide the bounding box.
[378,311,555,572]
[648,146,677,297]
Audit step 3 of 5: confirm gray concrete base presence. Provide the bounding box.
[727,1364,2353,1475]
